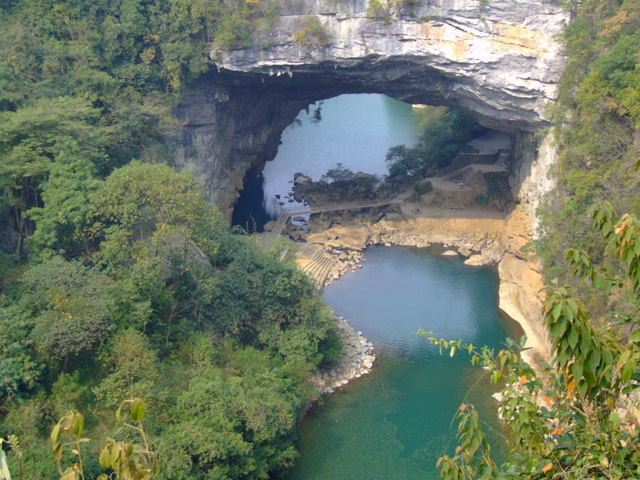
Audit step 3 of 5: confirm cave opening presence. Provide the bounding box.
[231,93,424,232]
[230,91,515,233]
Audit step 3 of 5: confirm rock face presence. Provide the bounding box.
[173,0,568,218]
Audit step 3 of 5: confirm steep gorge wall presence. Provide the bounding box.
[174,0,568,218]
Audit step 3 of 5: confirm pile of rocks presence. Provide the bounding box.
[324,249,366,285]
[441,238,505,267]
[311,315,376,394]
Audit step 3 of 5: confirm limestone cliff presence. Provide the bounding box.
[174,0,568,217]
[173,0,567,361]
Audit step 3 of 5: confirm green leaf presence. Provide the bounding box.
[0,450,11,480]
[51,424,61,445]
[131,398,146,422]
[577,380,588,398]
[629,330,640,345]
[99,447,111,469]
[622,359,636,384]
[571,362,583,381]
[618,349,631,368]
[53,443,63,462]
[111,444,121,471]
[568,326,579,351]
[609,412,620,429]
[72,413,84,437]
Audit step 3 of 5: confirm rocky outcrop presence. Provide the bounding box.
[174,0,568,218]
[499,252,551,366]
[511,131,558,232]
[216,0,567,132]
[311,315,376,394]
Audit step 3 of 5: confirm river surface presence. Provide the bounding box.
[283,246,523,479]
[232,94,422,231]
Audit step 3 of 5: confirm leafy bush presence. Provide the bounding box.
[318,328,342,366]
[535,0,640,309]
[159,348,304,480]
[385,107,487,178]
[367,0,390,22]
[413,180,432,195]
[321,163,356,182]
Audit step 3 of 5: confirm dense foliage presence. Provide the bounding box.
[536,0,640,313]
[0,1,339,479]
[0,161,338,480]
[385,107,487,179]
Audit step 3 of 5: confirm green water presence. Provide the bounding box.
[284,246,523,480]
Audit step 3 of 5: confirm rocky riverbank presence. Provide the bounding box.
[311,315,376,395]
[290,201,552,369]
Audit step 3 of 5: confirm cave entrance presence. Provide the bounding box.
[231,94,423,232]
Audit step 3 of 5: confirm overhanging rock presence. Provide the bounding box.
[174,0,568,217]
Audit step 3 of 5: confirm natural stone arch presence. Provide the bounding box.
[173,0,568,219]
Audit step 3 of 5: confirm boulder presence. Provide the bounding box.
[464,254,494,267]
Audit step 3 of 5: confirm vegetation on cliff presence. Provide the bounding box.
[385,107,488,179]
[536,0,640,315]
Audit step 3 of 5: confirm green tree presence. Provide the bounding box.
[0,304,40,401]
[93,330,161,409]
[0,97,107,253]
[206,237,335,370]
[385,108,487,179]
[321,163,355,182]
[20,257,116,367]
[159,348,303,480]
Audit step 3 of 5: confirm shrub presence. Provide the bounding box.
[413,180,432,195]
[293,17,332,50]
[321,163,355,182]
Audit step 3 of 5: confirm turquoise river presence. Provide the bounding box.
[283,246,522,479]
[232,94,523,478]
